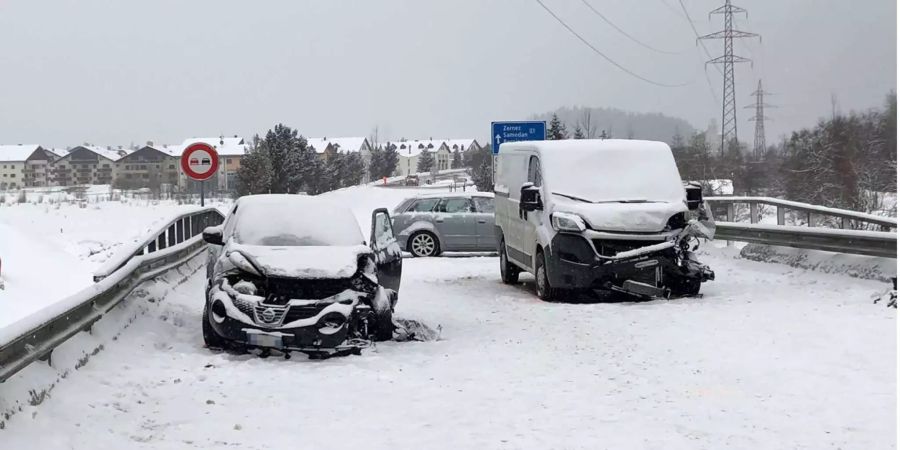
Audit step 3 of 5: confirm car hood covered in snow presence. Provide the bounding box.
[229,243,371,279]
[553,197,687,232]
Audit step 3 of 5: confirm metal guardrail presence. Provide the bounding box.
[705,197,896,258]
[715,223,896,258]
[0,208,224,383]
[706,196,897,230]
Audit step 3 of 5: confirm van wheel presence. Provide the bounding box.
[534,251,562,302]
[499,237,520,284]
[409,231,440,257]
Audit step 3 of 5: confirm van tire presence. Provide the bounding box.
[534,250,562,302]
[499,237,520,284]
[409,231,440,257]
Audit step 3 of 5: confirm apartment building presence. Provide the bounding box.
[51,146,128,186]
[0,145,61,189]
[114,145,180,190]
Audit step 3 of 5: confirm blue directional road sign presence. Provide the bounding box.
[491,121,546,155]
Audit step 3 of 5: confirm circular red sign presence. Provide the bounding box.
[181,142,220,181]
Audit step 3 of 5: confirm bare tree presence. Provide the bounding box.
[577,109,598,138]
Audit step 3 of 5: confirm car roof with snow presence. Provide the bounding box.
[232,194,365,247]
[408,192,493,199]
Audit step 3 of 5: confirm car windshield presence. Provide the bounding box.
[232,196,364,247]
[541,142,685,204]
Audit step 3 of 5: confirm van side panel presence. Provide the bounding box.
[494,149,531,270]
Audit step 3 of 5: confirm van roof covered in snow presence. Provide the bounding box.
[499,139,685,204]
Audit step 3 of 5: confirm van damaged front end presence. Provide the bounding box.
[546,207,716,299]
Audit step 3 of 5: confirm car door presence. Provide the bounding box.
[370,208,402,300]
[471,196,496,251]
[434,197,477,250]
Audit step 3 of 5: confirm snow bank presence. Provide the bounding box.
[740,243,897,283]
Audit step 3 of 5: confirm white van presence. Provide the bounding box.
[493,139,715,300]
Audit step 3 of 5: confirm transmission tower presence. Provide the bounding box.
[699,0,759,154]
[745,79,775,159]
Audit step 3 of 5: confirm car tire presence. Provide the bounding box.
[534,250,563,302]
[202,302,228,349]
[670,277,702,297]
[499,237,520,284]
[409,231,440,257]
[373,307,394,341]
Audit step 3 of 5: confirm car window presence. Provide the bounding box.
[472,197,494,213]
[222,204,239,237]
[408,198,439,212]
[437,198,473,213]
[527,155,543,187]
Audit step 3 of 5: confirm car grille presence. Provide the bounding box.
[592,239,666,258]
[253,304,289,326]
[232,296,256,318]
[266,277,351,303]
[283,304,329,323]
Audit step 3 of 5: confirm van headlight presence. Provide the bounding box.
[551,212,586,232]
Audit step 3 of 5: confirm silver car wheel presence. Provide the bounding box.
[411,233,436,257]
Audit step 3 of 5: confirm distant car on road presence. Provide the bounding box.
[392,193,495,257]
[201,194,402,357]
[404,174,420,186]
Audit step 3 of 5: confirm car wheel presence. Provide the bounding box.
[670,277,702,297]
[373,306,394,341]
[500,237,520,284]
[409,231,440,257]
[534,250,562,302]
[202,302,228,349]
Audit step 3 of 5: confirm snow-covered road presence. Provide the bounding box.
[2,246,895,449]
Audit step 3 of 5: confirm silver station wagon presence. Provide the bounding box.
[392,193,496,256]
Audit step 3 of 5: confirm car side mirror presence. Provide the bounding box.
[203,225,224,246]
[685,183,703,211]
[520,183,543,212]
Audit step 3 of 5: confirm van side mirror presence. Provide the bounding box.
[685,184,703,211]
[203,225,224,246]
[520,183,543,212]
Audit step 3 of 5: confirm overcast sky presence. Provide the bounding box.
[0,0,895,148]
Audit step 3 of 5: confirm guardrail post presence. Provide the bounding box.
[841,217,849,229]
[807,212,812,227]
[777,206,785,225]
[726,203,735,222]
[749,202,759,224]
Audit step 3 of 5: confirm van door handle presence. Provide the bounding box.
[477,219,487,223]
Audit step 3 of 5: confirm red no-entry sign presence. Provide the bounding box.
[181,142,220,181]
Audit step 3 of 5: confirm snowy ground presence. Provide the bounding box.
[0,245,894,449]
[0,198,230,331]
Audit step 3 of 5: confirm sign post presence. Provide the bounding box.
[181,142,220,207]
[490,121,547,182]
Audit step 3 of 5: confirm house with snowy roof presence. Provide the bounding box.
[114,144,181,191]
[306,137,374,182]
[385,138,481,176]
[50,145,130,186]
[0,144,60,189]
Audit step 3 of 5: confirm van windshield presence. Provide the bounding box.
[541,143,685,204]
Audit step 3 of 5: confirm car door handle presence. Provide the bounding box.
[477,219,487,223]
[435,218,444,223]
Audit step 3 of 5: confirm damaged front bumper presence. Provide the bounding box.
[207,277,376,353]
[545,224,715,298]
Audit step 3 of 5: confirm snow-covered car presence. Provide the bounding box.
[392,192,495,257]
[201,194,402,356]
[494,139,715,300]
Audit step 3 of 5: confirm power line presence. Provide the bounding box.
[579,0,681,55]
[534,0,690,88]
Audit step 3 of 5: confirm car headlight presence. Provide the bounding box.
[551,212,587,232]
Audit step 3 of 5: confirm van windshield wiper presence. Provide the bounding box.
[552,192,594,203]
[552,192,665,204]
